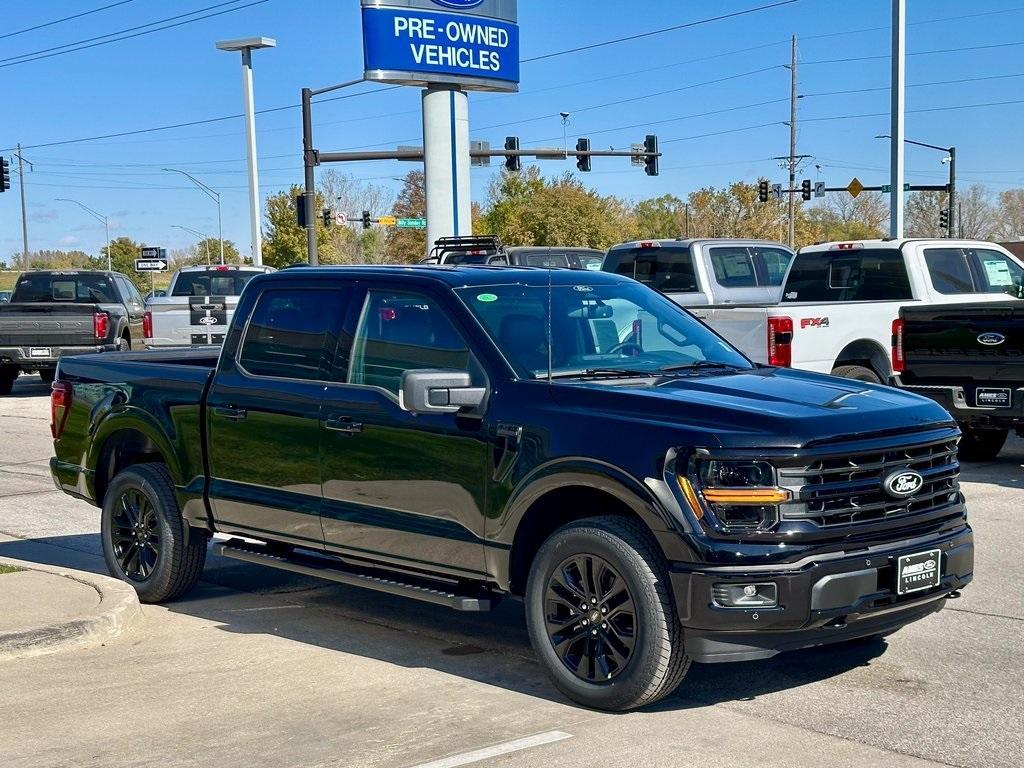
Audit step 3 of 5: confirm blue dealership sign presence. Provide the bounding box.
[362,0,519,92]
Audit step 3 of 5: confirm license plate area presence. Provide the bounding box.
[975,387,1011,408]
[29,347,51,358]
[896,549,942,595]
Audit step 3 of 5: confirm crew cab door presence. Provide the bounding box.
[318,285,490,579]
[206,283,350,548]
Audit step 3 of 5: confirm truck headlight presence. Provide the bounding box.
[679,460,790,532]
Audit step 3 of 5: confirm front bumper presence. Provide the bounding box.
[0,344,116,371]
[894,381,1023,428]
[670,525,973,663]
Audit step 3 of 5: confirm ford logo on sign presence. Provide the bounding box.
[883,469,924,499]
[978,332,1006,346]
[432,0,485,7]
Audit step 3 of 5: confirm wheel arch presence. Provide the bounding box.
[833,338,891,380]
[494,462,679,596]
[87,411,184,508]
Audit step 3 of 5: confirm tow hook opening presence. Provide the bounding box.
[824,617,848,629]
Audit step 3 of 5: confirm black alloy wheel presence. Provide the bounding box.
[545,553,637,682]
[110,488,161,581]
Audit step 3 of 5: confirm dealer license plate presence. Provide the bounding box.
[975,388,1011,408]
[896,549,942,595]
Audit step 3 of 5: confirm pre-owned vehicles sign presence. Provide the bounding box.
[362,0,519,92]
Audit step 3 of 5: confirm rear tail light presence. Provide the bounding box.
[767,316,793,368]
[143,311,153,339]
[93,312,109,341]
[51,381,72,439]
[892,318,905,373]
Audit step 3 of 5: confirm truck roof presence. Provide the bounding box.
[609,238,791,250]
[175,264,272,273]
[799,238,1010,254]
[272,264,628,288]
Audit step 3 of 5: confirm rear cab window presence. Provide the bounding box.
[783,248,912,302]
[172,270,261,297]
[923,247,1024,295]
[603,245,700,293]
[12,273,116,303]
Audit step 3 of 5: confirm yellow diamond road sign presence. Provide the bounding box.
[847,177,864,198]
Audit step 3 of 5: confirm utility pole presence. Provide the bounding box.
[787,35,798,248]
[16,144,30,270]
[890,0,906,238]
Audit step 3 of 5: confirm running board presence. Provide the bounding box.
[212,539,494,611]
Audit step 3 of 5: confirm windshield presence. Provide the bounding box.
[455,280,751,379]
[12,273,116,303]
[171,270,260,297]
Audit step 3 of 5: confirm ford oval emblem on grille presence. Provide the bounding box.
[978,332,1006,346]
[883,469,924,499]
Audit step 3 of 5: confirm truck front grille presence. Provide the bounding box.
[778,435,961,528]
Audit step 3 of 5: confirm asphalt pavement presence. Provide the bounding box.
[0,373,1021,768]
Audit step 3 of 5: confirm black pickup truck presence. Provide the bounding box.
[895,300,1023,460]
[50,266,973,711]
[0,270,145,393]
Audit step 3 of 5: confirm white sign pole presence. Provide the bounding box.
[889,0,906,238]
[423,85,472,257]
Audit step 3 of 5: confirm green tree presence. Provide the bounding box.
[262,186,335,269]
[99,237,147,289]
[633,194,688,239]
[184,238,242,266]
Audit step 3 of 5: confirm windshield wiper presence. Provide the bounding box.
[658,361,746,373]
[545,368,658,380]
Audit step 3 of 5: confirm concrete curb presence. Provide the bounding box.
[0,557,142,661]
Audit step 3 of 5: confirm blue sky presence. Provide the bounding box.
[2,0,1023,261]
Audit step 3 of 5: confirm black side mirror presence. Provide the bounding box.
[400,370,487,415]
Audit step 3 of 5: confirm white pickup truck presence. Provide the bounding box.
[688,239,1024,382]
[603,238,796,306]
[143,265,273,348]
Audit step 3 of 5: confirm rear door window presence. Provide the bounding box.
[924,247,1023,295]
[605,247,699,292]
[238,288,346,381]
[783,249,912,302]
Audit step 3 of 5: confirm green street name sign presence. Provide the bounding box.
[397,218,427,229]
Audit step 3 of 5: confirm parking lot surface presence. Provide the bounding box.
[0,374,1021,768]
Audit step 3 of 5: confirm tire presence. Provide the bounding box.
[957,426,1008,462]
[831,364,882,384]
[38,369,55,386]
[524,516,690,711]
[100,463,206,603]
[0,371,15,396]
[115,335,130,352]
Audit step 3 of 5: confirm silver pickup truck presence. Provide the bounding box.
[143,265,272,348]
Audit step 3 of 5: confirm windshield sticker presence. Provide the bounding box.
[982,259,1013,286]
[476,293,498,303]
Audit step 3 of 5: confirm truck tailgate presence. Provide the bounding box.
[689,306,770,364]
[901,302,1024,390]
[149,295,235,345]
[0,303,99,347]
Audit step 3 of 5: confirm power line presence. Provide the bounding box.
[0,0,270,69]
[803,72,1024,98]
[0,1,138,41]
[802,39,1024,66]
[520,0,799,63]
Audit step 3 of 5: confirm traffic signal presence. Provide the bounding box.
[644,134,659,177]
[322,209,333,228]
[295,193,308,227]
[505,136,521,172]
[801,179,812,201]
[361,210,372,230]
[758,180,769,203]
[576,138,592,173]
[0,157,9,193]
[939,209,949,230]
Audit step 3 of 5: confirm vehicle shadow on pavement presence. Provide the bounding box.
[9,376,51,398]
[0,532,888,712]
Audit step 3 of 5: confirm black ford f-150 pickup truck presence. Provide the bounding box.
[50,265,973,711]
[0,270,145,394]
[895,300,1023,460]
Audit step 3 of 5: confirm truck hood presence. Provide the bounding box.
[550,367,954,449]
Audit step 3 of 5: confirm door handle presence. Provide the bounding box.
[325,416,363,435]
[213,406,248,421]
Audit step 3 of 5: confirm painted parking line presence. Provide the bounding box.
[409,730,573,768]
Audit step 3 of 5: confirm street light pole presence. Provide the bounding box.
[876,135,956,237]
[216,37,276,267]
[172,224,212,265]
[56,198,111,270]
[163,168,224,264]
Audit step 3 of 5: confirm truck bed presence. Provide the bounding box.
[0,302,103,347]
